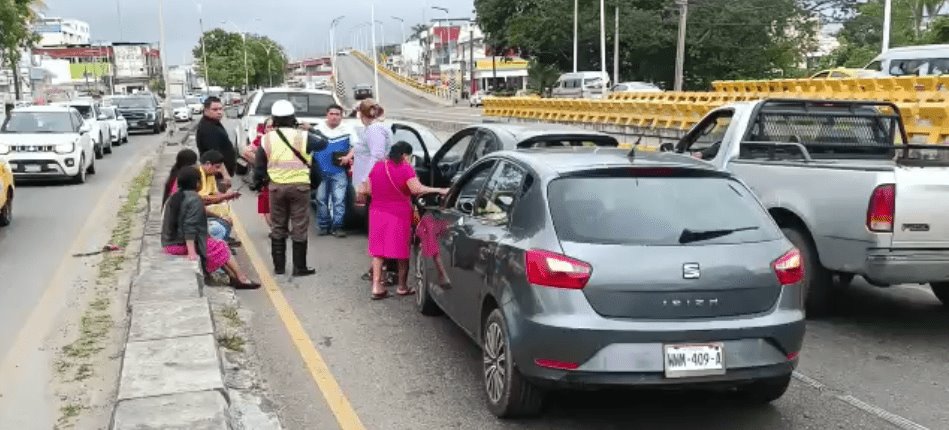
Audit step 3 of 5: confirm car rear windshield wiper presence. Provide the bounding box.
[678,226,759,244]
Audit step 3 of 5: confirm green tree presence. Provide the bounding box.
[192,29,256,89]
[408,24,428,41]
[528,59,559,96]
[245,35,287,88]
[0,0,44,99]
[475,0,817,90]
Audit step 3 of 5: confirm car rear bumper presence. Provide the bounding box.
[507,288,804,388]
[864,248,949,284]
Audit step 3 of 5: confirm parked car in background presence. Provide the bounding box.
[0,105,96,184]
[672,98,949,314]
[612,81,663,92]
[54,99,112,158]
[809,68,885,79]
[413,148,804,417]
[551,71,610,99]
[469,90,490,107]
[865,44,949,76]
[172,99,192,122]
[0,156,13,226]
[186,95,204,114]
[110,95,166,134]
[353,84,373,100]
[100,106,129,145]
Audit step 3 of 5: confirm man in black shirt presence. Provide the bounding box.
[195,96,239,176]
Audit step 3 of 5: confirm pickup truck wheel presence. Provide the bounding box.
[929,283,949,307]
[782,227,834,317]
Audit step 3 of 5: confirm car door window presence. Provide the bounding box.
[678,110,733,153]
[829,71,847,78]
[440,132,474,166]
[447,161,496,214]
[474,161,526,225]
[392,126,427,164]
[462,131,501,168]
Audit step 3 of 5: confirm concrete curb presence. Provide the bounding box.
[110,127,280,430]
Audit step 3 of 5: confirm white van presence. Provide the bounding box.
[551,71,611,99]
[865,44,949,76]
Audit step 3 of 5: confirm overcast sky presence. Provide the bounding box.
[42,0,475,65]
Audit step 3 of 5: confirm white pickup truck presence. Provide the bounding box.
[669,99,949,315]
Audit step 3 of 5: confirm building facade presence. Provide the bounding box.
[34,16,90,47]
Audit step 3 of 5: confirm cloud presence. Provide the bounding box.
[41,0,475,65]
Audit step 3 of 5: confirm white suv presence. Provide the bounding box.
[0,106,97,184]
[54,99,112,159]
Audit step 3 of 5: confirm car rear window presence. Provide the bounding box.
[547,173,780,245]
[518,136,618,148]
[254,92,335,117]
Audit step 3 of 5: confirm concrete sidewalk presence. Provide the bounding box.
[110,130,281,430]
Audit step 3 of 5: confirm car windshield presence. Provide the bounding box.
[253,92,336,117]
[186,97,201,104]
[172,100,186,108]
[114,97,155,109]
[102,108,116,119]
[2,112,74,133]
[547,173,779,245]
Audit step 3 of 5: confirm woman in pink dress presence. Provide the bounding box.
[366,142,448,299]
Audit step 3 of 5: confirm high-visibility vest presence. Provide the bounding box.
[263,127,311,184]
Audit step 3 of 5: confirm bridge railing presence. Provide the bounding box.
[484,76,949,144]
[350,51,453,102]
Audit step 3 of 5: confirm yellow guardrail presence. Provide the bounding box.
[350,50,449,99]
[486,76,949,144]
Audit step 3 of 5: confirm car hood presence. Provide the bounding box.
[0,133,79,145]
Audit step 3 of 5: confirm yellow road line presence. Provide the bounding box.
[230,215,366,430]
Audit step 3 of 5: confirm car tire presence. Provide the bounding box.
[929,282,949,307]
[736,374,791,404]
[87,156,96,175]
[152,124,160,134]
[483,308,545,418]
[103,134,113,154]
[72,156,87,184]
[122,133,129,143]
[782,227,833,317]
[414,244,443,316]
[94,142,104,159]
[0,190,12,227]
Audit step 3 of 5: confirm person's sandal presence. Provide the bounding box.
[395,287,416,296]
[371,289,390,300]
[231,278,261,290]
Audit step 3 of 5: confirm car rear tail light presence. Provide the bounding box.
[773,249,803,286]
[867,184,895,232]
[525,249,592,289]
[786,351,800,361]
[534,359,579,371]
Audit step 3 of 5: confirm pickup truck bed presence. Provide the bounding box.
[673,99,949,315]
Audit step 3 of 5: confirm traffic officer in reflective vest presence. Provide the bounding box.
[253,100,328,276]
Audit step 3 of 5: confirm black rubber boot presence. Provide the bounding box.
[271,237,287,275]
[292,241,316,277]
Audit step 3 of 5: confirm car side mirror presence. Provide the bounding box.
[97,114,107,121]
[79,124,91,134]
[659,142,675,152]
[118,116,125,121]
[460,201,474,214]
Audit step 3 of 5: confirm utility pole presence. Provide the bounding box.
[158,0,170,127]
[572,0,578,73]
[882,0,892,53]
[599,0,607,93]
[469,26,475,97]
[613,6,619,85]
[674,0,688,91]
[116,0,124,40]
[198,4,210,89]
[371,4,380,103]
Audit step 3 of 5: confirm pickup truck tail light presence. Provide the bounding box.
[867,184,895,232]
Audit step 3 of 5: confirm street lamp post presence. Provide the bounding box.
[197,3,210,89]
[392,17,406,50]
[572,0,578,73]
[330,16,345,81]
[158,0,170,131]
[370,5,380,103]
[223,20,250,93]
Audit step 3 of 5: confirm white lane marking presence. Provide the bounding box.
[792,371,930,430]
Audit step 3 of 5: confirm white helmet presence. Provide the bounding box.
[271,100,295,117]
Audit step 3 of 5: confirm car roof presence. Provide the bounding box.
[258,87,334,95]
[470,123,612,144]
[355,84,372,88]
[484,147,721,179]
[55,100,95,106]
[13,105,75,113]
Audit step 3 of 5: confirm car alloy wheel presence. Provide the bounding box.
[483,319,507,406]
[414,244,442,316]
[73,155,87,184]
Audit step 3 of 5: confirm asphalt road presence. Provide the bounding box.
[219,57,949,430]
[0,125,167,426]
